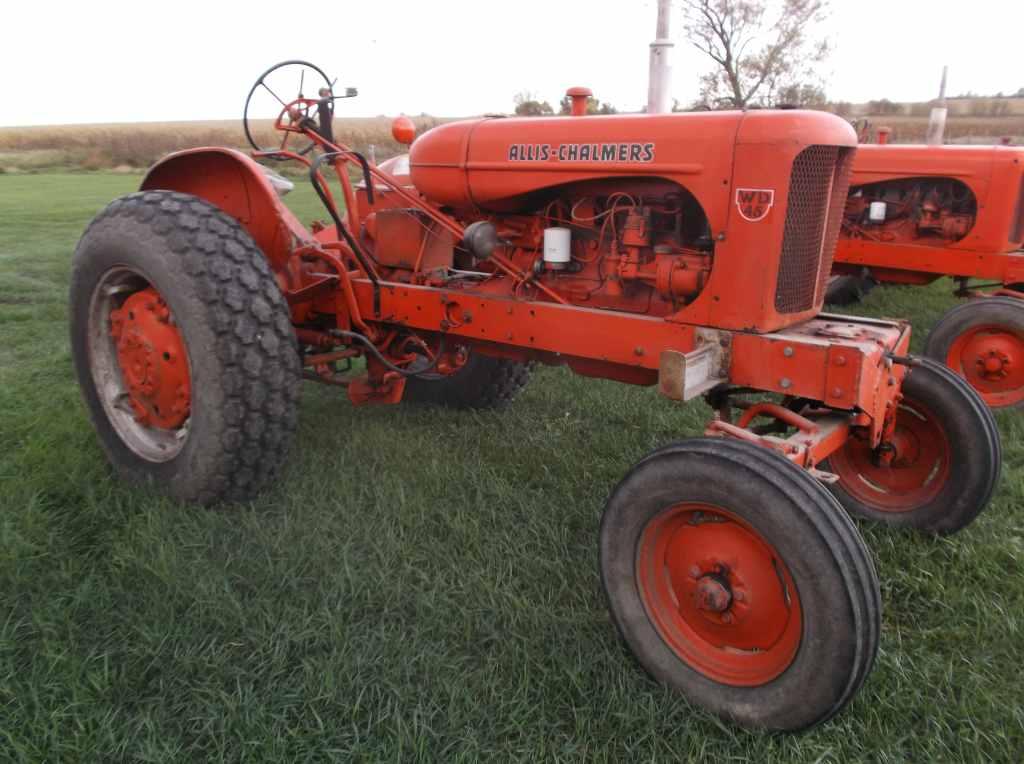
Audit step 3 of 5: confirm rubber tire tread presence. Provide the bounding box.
[404,353,533,410]
[923,296,1024,410]
[599,438,880,731]
[70,190,301,505]
[825,268,877,306]
[825,357,1001,534]
[634,438,881,726]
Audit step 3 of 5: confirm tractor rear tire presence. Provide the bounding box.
[70,191,301,505]
[600,438,880,731]
[403,352,533,410]
[923,296,1024,409]
[824,358,1000,534]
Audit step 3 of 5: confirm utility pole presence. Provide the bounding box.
[647,0,674,114]
[926,65,948,145]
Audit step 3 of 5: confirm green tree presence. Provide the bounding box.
[680,0,831,108]
[513,92,554,116]
[557,95,618,115]
[867,99,903,116]
[775,83,827,107]
[830,100,853,117]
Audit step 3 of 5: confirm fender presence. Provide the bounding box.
[141,147,312,269]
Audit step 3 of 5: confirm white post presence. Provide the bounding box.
[647,0,674,114]
[926,65,948,146]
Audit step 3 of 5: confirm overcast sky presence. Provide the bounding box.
[1,0,1020,127]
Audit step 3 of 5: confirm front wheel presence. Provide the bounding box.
[825,268,877,306]
[923,296,1024,409]
[600,438,880,731]
[824,358,1001,534]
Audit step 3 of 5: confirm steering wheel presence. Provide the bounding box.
[244,60,334,156]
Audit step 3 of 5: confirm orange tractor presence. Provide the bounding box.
[831,140,1024,408]
[69,62,1001,731]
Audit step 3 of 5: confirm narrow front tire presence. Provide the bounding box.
[924,296,1024,409]
[824,358,1001,534]
[600,438,880,731]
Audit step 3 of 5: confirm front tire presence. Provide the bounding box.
[825,268,877,306]
[923,296,1024,409]
[824,358,1001,534]
[70,191,301,505]
[600,438,880,731]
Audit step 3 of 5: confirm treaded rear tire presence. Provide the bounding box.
[403,353,533,410]
[70,190,301,505]
[600,438,880,731]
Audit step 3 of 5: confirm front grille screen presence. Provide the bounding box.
[774,145,855,313]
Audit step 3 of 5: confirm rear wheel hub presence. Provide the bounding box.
[109,288,191,429]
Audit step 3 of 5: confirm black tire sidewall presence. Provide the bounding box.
[72,215,225,490]
[404,352,532,409]
[600,440,868,730]
[825,359,1000,533]
[825,268,876,306]
[924,296,1024,410]
[70,193,300,503]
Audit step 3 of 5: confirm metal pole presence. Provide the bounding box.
[647,0,674,114]
[926,65,948,146]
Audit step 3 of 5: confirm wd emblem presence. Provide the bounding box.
[735,188,775,222]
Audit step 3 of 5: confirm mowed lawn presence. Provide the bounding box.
[1,172,1022,761]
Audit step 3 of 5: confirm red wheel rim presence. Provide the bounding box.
[829,398,950,512]
[109,286,192,429]
[945,323,1024,408]
[636,503,802,686]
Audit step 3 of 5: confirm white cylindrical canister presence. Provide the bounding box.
[543,227,572,267]
[868,201,887,223]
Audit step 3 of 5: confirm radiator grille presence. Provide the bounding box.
[1012,175,1024,245]
[774,145,855,313]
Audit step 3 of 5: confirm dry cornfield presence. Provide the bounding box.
[1,111,1021,174]
[0,116,449,173]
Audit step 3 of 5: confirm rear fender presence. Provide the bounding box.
[141,148,312,270]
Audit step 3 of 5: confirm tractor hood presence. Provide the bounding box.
[851,143,1024,185]
[408,109,856,211]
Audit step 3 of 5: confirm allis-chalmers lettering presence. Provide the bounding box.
[507,142,655,163]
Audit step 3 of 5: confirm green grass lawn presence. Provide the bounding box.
[1,173,1022,761]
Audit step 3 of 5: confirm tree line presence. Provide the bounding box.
[511,2,1021,116]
